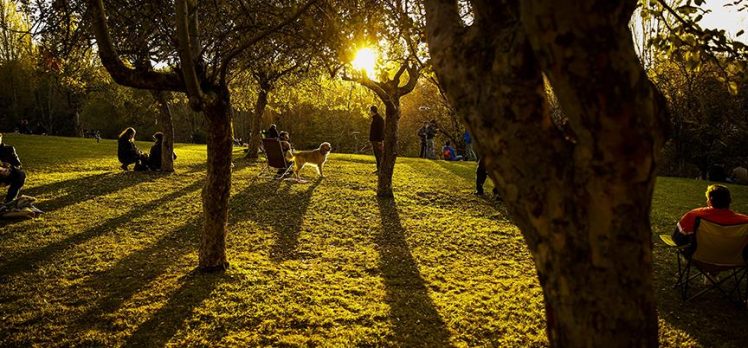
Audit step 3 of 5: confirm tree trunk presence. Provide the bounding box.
[199,89,233,271]
[424,1,667,346]
[152,90,175,172]
[377,101,399,197]
[246,86,269,160]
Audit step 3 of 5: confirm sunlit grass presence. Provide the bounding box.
[0,134,746,346]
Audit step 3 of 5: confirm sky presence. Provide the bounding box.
[701,0,747,41]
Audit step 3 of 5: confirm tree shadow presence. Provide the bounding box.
[375,197,452,347]
[123,269,230,347]
[23,172,161,213]
[70,218,201,337]
[230,177,321,261]
[0,181,203,280]
[432,160,475,181]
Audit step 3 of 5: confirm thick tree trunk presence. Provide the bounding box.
[199,90,233,271]
[377,102,399,197]
[246,87,269,160]
[424,1,667,346]
[152,90,175,172]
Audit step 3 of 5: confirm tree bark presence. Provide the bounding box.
[152,90,176,172]
[345,64,418,198]
[246,85,270,160]
[199,89,233,271]
[424,1,667,346]
[377,102,399,197]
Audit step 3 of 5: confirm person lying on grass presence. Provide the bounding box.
[0,133,26,203]
[672,184,748,260]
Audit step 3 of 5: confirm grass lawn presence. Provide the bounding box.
[0,134,746,347]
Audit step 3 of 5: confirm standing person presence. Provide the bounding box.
[117,127,143,171]
[148,132,177,171]
[95,130,101,143]
[463,130,476,161]
[425,120,438,159]
[369,105,385,174]
[475,157,500,200]
[0,133,26,203]
[417,122,429,158]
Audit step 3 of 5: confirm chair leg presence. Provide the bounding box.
[681,261,691,301]
[273,165,293,181]
[675,252,685,287]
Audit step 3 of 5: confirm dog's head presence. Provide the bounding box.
[319,142,332,155]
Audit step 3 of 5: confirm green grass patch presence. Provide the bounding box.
[0,134,746,347]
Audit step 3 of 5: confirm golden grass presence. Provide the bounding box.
[0,134,746,347]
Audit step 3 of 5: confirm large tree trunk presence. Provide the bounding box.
[199,89,233,271]
[152,90,175,172]
[245,86,269,160]
[377,101,399,197]
[424,1,667,346]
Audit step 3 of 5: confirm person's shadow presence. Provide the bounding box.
[376,197,453,347]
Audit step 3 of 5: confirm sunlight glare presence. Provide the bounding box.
[352,47,377,77]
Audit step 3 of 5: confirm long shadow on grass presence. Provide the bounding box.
[71,218,201,339]
[376,197,452,347]
[123,270,229,347]
[0,181,203,280]
[24,171,161,213]
[432,160,475,181]
[230,177,320,261]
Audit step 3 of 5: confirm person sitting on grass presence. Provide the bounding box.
[117,127,144,171]
[672,184,748,259]
[148,132,177,171]
[441,141,463,161]
[0,133,26,203]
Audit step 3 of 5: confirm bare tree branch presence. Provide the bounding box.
[88,0,183,91]
[219,0,318,80]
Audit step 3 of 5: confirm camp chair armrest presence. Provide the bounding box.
[659,234,691,250]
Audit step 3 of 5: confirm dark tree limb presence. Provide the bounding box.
[88,0,184,92]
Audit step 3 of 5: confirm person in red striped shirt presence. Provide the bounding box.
[672,184,748,259]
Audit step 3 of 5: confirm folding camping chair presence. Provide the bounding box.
[660,218,748,305]
[257,137,293,180]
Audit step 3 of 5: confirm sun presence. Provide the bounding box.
[351,47,377,78]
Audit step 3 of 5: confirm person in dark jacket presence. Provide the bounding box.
[425,120,438,159]
[148,132,177,171]
[118,127,143,171]
[369,105,385,173]
[0,133,26,203]
[417,122,428,158]
[265,124,279,139]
